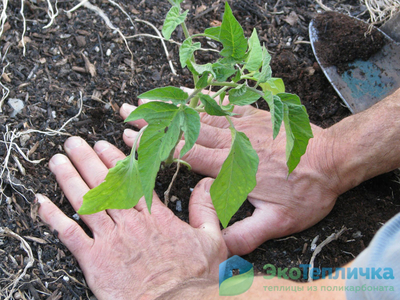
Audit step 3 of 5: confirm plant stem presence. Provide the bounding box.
[210,82,238,88]
[173,159,192,170]
[130,125,147,156]
[212,86,229,101]
[187,88,202,108]
[225,115,235,129]
[181,22,190,40]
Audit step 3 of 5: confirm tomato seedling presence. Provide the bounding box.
[78,1,313,227]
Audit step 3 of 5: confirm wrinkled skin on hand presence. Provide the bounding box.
[38,137,227,300]
[120,96,342,256]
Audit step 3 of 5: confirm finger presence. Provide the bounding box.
[93,140,127,169]
[195,123,231,149]
[37,194,92,259]
[49,154,112,231]
[120,103,147,128]
[189,178,220,230]
[135,191,169,216]
[176,142,228,177]
[64,137,111,189]
[122,128,139,149]
[123,116,232,150]
[200,113,230,129]
[222,205,293,256]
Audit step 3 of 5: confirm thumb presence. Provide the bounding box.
[189,178,220,231]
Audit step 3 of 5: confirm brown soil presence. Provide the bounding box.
[313,11,386,73]
[1,0,400,298]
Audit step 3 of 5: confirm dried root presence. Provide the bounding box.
[362,0,400,24]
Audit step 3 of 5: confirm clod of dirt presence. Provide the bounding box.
[314,11,386,73]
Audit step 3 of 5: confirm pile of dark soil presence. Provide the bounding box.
[1,0,399,298]
[313,11,386,73]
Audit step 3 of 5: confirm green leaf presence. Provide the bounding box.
[199,93,232,116]
[162,7,188,39]
[125,102,182,208]
[257,46,272,84]
[189,62,216,78]
[179,38,201,68]
[79,155,143,214]
[137,87,188,105]
[260,78,285,95]
[244,29,262,71]
[219,2,247,59]
[212,60,236,82]
[211,129,259,228]
[232,70,241,83]
[196,72,210,89]
[125,101,179,123]
[263,91,283,139]
[180,106,200,157]
[278,93,313,174]
[231,84,246,96]
[204,26,221,41]
[219,91,226,104]
[125,102,202,208]
[169,0,184,7]
[229,87,261,106]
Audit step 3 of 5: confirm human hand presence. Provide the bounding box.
[120,96,343,256]
[37,137,227,300]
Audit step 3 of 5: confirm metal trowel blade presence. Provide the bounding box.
[309,16,400,114]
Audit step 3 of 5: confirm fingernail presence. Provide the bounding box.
[204,178,213,194]
[140,99,150,104]
[64,137,82,150]
[121,103,134,113]
[124,128,137,139]
[36,194,46,204]
[94,141,110,154]
[51,154,68,166]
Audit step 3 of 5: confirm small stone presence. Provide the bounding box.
[14,292,21,300]
[72,213,80,221]
[8,98,24,117]
[95,46,100,52]
[176,200,182,212]
[106,49,112,56]
[75,35,86,47]
[19,134,30,146]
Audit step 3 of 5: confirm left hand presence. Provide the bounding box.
[120,97,339,256]
[37,136,227,300]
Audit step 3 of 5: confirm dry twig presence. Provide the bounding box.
[308,227,347,282]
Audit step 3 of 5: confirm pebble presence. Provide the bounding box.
[176,200,182,212]
[8,98,24,117]
[106,49,112,56]
[19,134,30,146]
[72,213,80,221]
